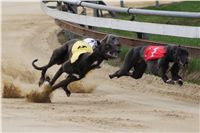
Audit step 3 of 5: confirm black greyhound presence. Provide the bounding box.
[32,34,121,96]
[109,45,189,86]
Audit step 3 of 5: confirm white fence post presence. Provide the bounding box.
[120,0,124,7]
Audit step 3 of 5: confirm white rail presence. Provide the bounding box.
[41,2,200,38]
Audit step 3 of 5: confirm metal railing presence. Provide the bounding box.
[61,0,200,18]
[41,1,200,38]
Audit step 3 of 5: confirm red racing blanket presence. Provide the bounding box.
[144,46,166,61]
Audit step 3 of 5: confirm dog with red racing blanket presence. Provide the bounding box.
[109,45,189,86]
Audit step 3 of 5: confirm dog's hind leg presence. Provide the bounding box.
[34,46,69,86]
[32,59,55,86]
[38,60,57,86]
[39,65,52,86]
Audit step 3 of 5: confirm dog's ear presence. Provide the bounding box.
[96,40,101,46]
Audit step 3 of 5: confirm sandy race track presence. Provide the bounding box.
[1,2,200,132]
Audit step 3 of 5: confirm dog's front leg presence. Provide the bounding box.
[170,63,183,86]
[109,60,133,79]
[90,61,100,70]
[91,60,103,69]
[52,75,79,96]
[157,61,173,84]
[109,70,120,79]
[109,49,136,79]
[109,69,132,79]
[159,68,173,84]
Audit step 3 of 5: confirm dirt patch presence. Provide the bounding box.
[26,82,53,103]
[2,81,24,98]
[69,79,96,93]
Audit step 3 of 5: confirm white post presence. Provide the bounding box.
[156,0,160,7]
[120,0,124,7]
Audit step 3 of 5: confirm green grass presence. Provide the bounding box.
[149,35,200,47]
[98,28,137,37]
[183,58,200,84]
[119,45,130,61]
[135,1,200,26]
[187,58,200,73]
[144,1,200,12]
[116,1,200,26]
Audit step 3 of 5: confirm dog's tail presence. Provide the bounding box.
[32,59,45,70]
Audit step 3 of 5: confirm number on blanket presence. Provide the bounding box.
[150,47,159,58]
[78,45,87,49]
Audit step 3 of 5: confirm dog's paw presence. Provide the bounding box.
[66,92,71,97]
[109,74,114,79]
[166,79,175,84]
[64,89,71,97]
[43,81,50,87]
[176,79,183,86]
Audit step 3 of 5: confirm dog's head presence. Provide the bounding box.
[99,34,121,59]
[173,45,189,67]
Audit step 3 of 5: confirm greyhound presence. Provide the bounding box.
[109,45,189,86]
[32,34,121,96]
